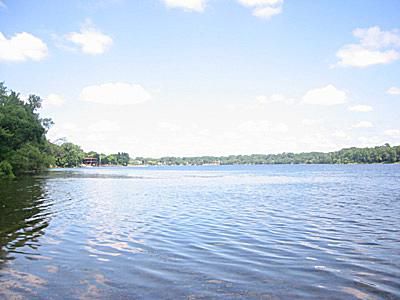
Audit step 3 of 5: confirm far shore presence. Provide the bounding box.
[48,161,400,169]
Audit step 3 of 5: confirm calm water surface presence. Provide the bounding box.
[0,165,399,299]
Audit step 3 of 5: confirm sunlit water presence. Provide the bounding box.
[0,165,399,299]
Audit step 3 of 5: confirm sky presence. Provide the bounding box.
[0,0,400,157]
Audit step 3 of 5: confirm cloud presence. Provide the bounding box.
[301,119,321,126]
[353,26,400,48]
[46,122,78,143]
[0,1,6,9]
[43,94,65,107]
[239,120,289,133]
[61,122,78,131]
[358,136,382,146]
[302,84,347,106]
[332,130,350,139]
[384,129,400,137]
[80,82,151,105]
[0,32,48,62]
[66,21,112,55]
[336,45,399,68]
[336,26,400,67]
[353,121,373,128]
[252,5,282,18]
[348,105,373,112]
[162,0,284,16]
[256,93,295,104]
[162,0,206,12]
[387,87,400,95]
[88,120,120,132]
[158,121,181,132]
[238,0,283,19]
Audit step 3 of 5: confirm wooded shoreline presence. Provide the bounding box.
[1,82,399,178]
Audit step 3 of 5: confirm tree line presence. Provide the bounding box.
[0,83,130,178]
[135,144,400,166]
[52,142,130,168]
[1,82,399,178]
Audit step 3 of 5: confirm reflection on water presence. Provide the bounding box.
[0,165,399,299]
[0,178,50,298]
[0,178,50,262]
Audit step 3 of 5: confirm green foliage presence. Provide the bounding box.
[52,142,85,167]
[116,152,129,166]
[103,154,117,165]
[134,144,400,166]
[0,83,53,176]
[50,144,131,167]
[0,161,15,179]
[8,143,52,174]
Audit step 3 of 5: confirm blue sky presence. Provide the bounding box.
[1,0,400,157]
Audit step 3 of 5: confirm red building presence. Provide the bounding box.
[82,157,98,166]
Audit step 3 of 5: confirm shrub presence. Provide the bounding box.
[0,160,15,179]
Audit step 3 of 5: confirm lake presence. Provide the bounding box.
[0,165,399,299]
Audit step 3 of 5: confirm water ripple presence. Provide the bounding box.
[0,165,399,299]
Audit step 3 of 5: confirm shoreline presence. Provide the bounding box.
[48,162,400,169]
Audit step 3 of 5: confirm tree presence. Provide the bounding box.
[0,83,53,177]
[52,142,85,167]
[117,152,130,166]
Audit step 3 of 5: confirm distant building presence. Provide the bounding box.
[82,157,98,166]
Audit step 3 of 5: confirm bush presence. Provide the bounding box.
[0,160,15,179]
[8,143,50,175]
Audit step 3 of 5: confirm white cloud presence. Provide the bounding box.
[387,87,400,95]
[61,122,78,131]
[43,94,65,107]
[239,120,289,133]
[162,0,206,12]
[88,120,120,132]
[302,84,347,106]
[384,129,400,137]
[336,26,400,67]
[348,105,373,112]
[238,0,282,5]
[353,121,373,128]
[336,45,399,68]
[256,93,295,104]
[238,0,283,19]
[301,119,321,126]
[19,94,29,103]
[353,27,400,49]
[0,32,48,62]
[46,122,78,143]
[0,1,6,9]
[80,82,151,105]
[332,130,350,139]
[271,122,289,133]
[66,21,112,55]
[158,121,181,132]
[358,136,382,146]
[253,5,282,18]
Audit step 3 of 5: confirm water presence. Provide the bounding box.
[0,165,399,299]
